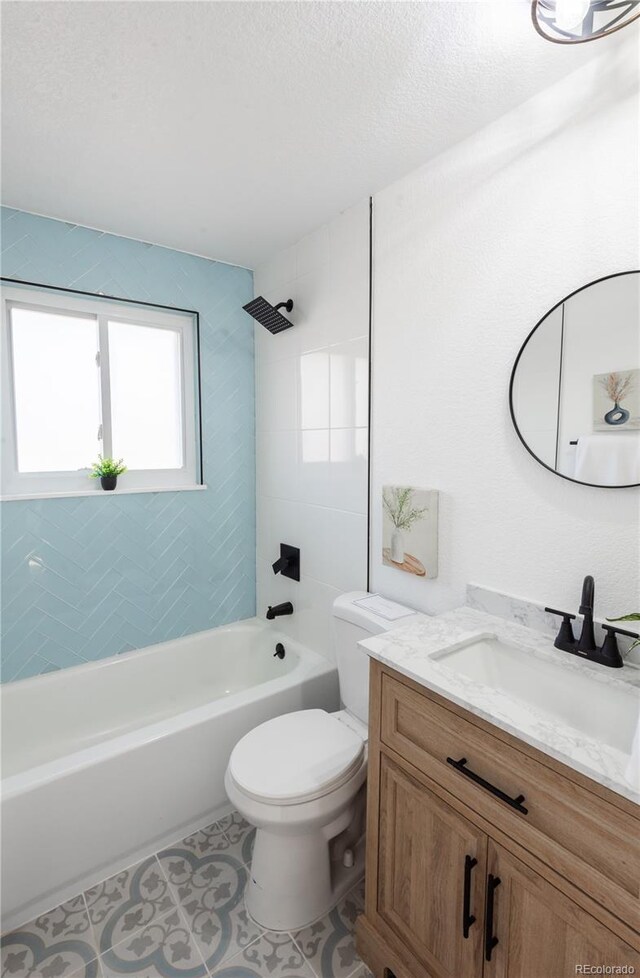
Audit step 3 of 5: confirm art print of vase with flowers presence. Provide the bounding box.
[382,485,439,579]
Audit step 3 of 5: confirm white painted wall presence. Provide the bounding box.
[254,201,370,661]
[370,34,640,619]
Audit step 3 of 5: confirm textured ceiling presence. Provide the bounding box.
[0,1,621,267]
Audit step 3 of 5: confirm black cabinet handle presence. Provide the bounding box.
[446,757,528,815]
[462,854,477,939]
[484,874,501,962]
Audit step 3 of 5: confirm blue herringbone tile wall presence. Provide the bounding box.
[1,207,255,682]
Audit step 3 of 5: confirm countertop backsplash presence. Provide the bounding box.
[467,583,640,665]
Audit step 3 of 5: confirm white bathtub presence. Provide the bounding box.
[0,619,339,932]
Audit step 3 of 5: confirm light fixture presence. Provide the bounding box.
[554,0,591,29]
[532,0,640,42]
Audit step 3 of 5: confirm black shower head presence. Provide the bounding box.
[243,296,294,334]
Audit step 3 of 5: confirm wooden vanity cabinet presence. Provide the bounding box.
[484,842,638,978]
[356,661,640,978]
[377,754,486,978]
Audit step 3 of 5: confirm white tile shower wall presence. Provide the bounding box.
[255,200,370,661]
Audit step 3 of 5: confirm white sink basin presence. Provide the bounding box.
[433,635,640,756]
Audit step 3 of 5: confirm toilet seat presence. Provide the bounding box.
[228,709,365,806]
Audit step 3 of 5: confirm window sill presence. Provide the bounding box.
[0,485,208,502]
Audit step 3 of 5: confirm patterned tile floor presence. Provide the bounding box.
[1,812,372,978]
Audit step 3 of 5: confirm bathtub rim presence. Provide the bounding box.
[1,619,337,798]
[0,615,281,693]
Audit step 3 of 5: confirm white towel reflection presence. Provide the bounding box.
[573,433,640,486]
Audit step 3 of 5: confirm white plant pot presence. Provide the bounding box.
[391,529,405,564]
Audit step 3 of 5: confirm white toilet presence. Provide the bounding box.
[225,591,421,932]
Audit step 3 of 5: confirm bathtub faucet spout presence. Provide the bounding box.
[266,602,293,620]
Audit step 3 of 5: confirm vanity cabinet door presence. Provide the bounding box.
[377,755,487,978]
[484,841,640,978]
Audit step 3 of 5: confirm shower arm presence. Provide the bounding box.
[274,299,294,313]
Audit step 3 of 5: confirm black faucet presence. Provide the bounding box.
[266,601,293,620]
[545,576,638,668]
[577,575,596,654]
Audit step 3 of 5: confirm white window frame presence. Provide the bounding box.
[1,284,201,498]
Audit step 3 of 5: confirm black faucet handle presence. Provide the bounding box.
[597,626,629,669]
[602,623,640,640]
[545,607,576,621]
[545,608,576,648]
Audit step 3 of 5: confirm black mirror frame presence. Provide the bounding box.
[509,269,640,490]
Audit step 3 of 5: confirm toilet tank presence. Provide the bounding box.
[332,592,423,724]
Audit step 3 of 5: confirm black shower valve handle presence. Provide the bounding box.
[272,544,300,582]
[272,554,289,575]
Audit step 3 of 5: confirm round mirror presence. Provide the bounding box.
[510,271,640,488]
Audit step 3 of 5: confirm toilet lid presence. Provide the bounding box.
[228,709,365,805]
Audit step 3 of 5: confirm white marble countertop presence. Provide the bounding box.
[360,606,640,805]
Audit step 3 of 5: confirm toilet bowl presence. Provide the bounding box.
[225,591,422,932]
[225,708,368,930]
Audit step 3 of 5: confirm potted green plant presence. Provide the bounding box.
[90,456,127,491]
[607,613,640,651]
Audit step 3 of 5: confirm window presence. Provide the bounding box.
[1,284,201,497]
